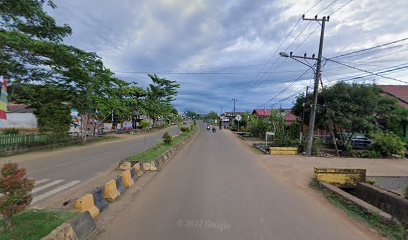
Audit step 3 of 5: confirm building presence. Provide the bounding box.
[251,108,298,125]
[378,85,408,139]
[7,103,37,129]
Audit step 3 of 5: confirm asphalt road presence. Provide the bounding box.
[95,123,376,240]
[1,126,179,205]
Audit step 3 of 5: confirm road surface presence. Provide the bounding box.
[95,123,377,240]
[1,126,179,205]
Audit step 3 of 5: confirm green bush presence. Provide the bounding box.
[366,178,376,185]
[369,131,406,157]
[3,128,20,135]
[180,126,190,133]
[240,126,246,132]
[162,132,172,145]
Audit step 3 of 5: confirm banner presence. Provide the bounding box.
[0,77,7,128]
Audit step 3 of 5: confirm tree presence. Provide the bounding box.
[144,74,180,126]
[140,120,151,152]
[292,82,405,153]
[0,0,73,81]
[205,111,219,121]
[0,163,34,228]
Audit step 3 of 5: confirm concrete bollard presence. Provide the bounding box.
[103,180,120,202]
[149,161,158,171]
[118,161,131,170]
[133,162,141,171]
[75,194,100,219]
[142,162,150,171]
[130,167,138,182]
[115,176,126,193]
[121,170,134,188]
[92,187,109,212]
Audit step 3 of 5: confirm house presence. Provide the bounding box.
[7,103,38,129]
[251,108,298,125]
[377,85,408,139]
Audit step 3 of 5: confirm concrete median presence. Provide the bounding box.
[92,187,109,212]
[130,167,138,182]
[74,194,100,219]
[121,170,134,188]
[103,179,120,202]
[115,175,127,193]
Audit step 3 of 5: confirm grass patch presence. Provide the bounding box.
[310,179,405,240]
[129,126,197,162]
[0,209,79,240]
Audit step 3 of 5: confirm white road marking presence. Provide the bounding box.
[32,180,64,194]
[34,179,49,186]
[31,180,80,204]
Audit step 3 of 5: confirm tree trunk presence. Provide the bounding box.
[143,129,147,152]
[329,121,340,157]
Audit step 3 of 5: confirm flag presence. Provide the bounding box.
[0,78,7,128]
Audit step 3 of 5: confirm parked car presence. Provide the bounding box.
[336,133,373,149]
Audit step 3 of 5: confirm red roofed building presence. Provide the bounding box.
[377,85,408,140]
[378,85,408,108]
[251,109,298,125]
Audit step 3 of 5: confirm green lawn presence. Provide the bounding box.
[129,126,197,162]
[0,209,79,240]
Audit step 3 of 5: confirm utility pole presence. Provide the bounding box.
[279,15,329,156]
[232,98,238,116]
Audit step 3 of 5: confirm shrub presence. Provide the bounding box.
[180,126,190,133]
[162,132,172,145]
[369,131,406,157]
[0,163,34,227]
[240,126,246,132]
[366,178,376,185]
[3,128,20,135]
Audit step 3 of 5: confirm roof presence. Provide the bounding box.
[377,85,408,108]
[7,103,34,113]
[283,113,298,122]
[252,109,271,116]
[252,109,298,122]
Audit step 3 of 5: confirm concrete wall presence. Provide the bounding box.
[355,183,408,227]
[7,113,37,129]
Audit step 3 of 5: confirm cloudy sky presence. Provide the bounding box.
[50,0,408,113]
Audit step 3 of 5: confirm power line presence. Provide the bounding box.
[324,59,408,84]
[329,37,408,59]
[257,68,313,108]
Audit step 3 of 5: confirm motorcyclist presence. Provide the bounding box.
[207,125,210,130]
[212,126,216,132]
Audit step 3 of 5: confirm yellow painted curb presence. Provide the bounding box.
[121,170,134,188]
[74,194,99,219]
[270,147,298,151]
[314,167,366,187]
[270,150,298,155]
[103,180,120,202]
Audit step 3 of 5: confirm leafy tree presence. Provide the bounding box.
[0,163,34,228]
[205,111,219,121]
[369,131,406,157]
[144,74,180,126]
[293,82,406,153]
[0,0,73,81]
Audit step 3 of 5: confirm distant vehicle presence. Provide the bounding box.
[336,133,373,149]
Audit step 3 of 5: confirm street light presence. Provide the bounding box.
[279,51,320,156]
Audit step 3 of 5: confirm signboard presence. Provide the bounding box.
[235,114,242,121]
[266,131,275,136]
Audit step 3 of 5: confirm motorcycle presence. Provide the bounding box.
[207,125,210,131]
[212,127,216,133]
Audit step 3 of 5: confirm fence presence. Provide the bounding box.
[0,133,74,153]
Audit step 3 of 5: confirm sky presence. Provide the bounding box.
[50,0,408,114]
